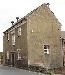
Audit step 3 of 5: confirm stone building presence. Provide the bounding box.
[3,3,63,69]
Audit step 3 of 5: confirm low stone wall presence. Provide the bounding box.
[16,59,28,69]
[28,65,65,74]
[54,67,62,74]
[53,67,65,74]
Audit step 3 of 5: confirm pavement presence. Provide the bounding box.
[0,65,46,75]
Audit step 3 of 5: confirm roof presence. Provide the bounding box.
[3,3,62,33]
[3,3,51,33]
[3,17,27,33]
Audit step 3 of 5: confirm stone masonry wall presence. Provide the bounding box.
[27,4,63,69]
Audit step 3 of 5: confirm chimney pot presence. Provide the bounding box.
[16,17,19,22]
[11,21,14,25]
[46,3,50,7]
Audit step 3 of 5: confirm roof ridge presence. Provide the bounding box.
[3,3,50,33]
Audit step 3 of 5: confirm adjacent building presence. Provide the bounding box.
[3,3,63,69]
[61,31,65,66]
[0,52,3,64]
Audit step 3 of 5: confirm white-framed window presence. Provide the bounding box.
[8,33,9,40]
[44,45,50,54]
[17,49,21,60]
[7,51,9,59]
[18,27,21,36]
[12,33,15,45]
[18,52,21,60]
[7,33,9,40]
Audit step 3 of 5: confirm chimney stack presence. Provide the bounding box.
[16,17,19,22]
[46,3,50,7]
[11,21,14,25]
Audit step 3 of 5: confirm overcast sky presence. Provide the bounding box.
[0,0,65,52]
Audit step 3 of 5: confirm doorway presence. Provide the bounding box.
[11,53,15,67]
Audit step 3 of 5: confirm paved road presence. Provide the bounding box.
[0,65,46,75]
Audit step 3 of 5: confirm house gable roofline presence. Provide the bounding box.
[3,3,50,33]
[3,3,62,33]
